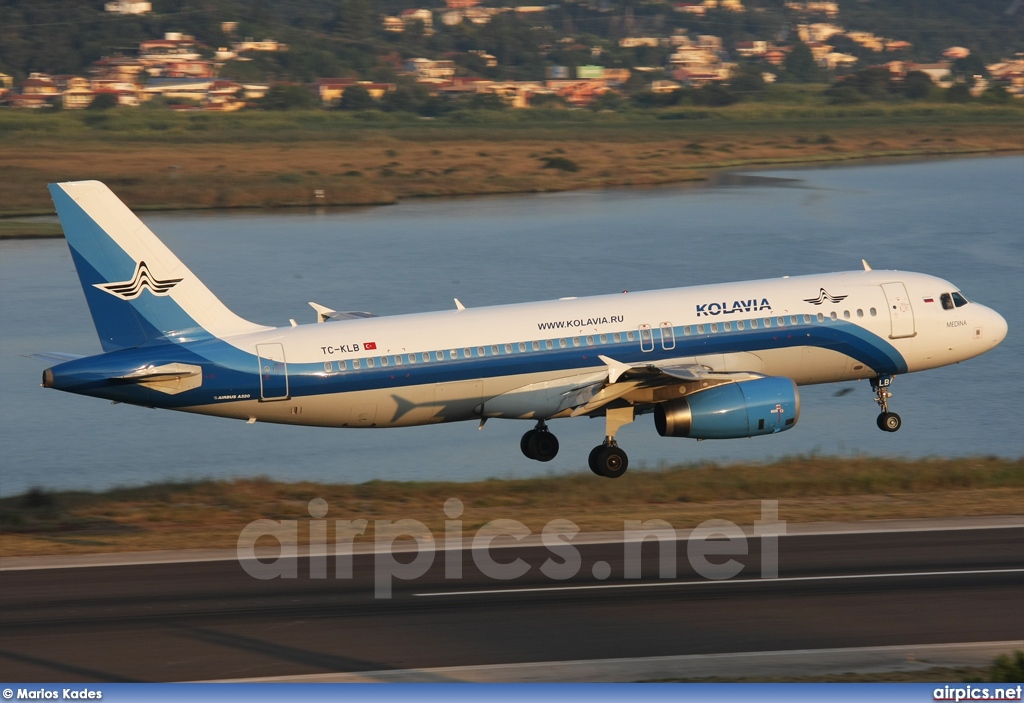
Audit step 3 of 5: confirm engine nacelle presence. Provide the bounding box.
[654,377,800,440]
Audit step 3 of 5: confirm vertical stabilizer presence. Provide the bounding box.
[49,181,271,351]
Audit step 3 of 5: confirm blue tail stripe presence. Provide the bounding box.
[51,184,211,351]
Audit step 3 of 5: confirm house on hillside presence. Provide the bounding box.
[734,41,768,58]
[105,0,151,14]
[317,78,395,106]
[140,33,202,62]
[404,58,456,81]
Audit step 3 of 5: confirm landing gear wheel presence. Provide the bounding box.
[589,445,629,479]
[528,431,559,462]
[520,429,538,459]
[877,412,902,433]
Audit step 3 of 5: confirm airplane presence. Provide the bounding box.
[34,180,1008,478]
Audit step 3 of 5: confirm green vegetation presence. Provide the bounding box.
[1,456,1020,555]
[0,221,63,238]
[987,651,1024,683]
[1,97,1021,144]
[0,100,1019,216]
[2,0,1021,84]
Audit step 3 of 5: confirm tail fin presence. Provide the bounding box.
[49,181,271,351]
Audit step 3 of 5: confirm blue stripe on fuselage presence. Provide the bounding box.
[49,318,906,409]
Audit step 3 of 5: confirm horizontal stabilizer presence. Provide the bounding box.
[113,362,202,395]
[24,352,86,364]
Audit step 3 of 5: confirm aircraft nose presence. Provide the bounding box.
[990,308,1008,347]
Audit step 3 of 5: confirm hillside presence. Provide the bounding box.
[2,0,1021,83]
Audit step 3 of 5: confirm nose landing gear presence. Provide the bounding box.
[871,375,902,432]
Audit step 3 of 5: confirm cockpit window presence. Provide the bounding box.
[951,291,969,308]
[940,293,954,310]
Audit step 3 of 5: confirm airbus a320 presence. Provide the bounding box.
[34,181,1007,478]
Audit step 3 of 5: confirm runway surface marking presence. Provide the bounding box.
[2,517,1020,571]
[413,567,1024,597]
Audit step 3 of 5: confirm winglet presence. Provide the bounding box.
[861,259,873,271]
[309,302,336,323]
[598,355,632,384]
[454,298,466,311]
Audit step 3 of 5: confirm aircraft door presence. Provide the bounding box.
[881,282,916,339]
[256,343,289,400]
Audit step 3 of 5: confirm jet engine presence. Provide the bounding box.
[654,377,800,439]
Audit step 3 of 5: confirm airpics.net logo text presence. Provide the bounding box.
[235,499,786,599]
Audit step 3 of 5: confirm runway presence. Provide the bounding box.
[1,519,1020,682]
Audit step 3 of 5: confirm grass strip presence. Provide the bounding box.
[1,456,1019,556]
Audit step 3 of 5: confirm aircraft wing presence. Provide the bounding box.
[559,355,764,417]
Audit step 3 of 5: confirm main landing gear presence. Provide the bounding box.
[521,420,559,462]
[871,375,902,433]
[588,442,628,479]
[520,406,635,479]
[588,405,634,479]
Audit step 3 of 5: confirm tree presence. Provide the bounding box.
[902,71,934,100]
[979,83,1011,104]
[591,91,625,111]
[782,42,824,83]
[729,63,766,95]
[336,0,373,41]
[259,84,319,110]
[944,83,972,103]
[530,93,567,108]
[88,92,118,110]
[466,92,506,110]
[841,67,895,99]
[952,54,988,83]
[380,81,432,113]
[338,84,375,110]
[823,84,865,105]
[693,84,738,107]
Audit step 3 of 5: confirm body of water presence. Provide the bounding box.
[1,155,1021,496]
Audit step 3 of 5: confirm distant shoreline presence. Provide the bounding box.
[3,144,1020,237]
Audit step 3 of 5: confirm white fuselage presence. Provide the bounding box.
[180,269,1006,428]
